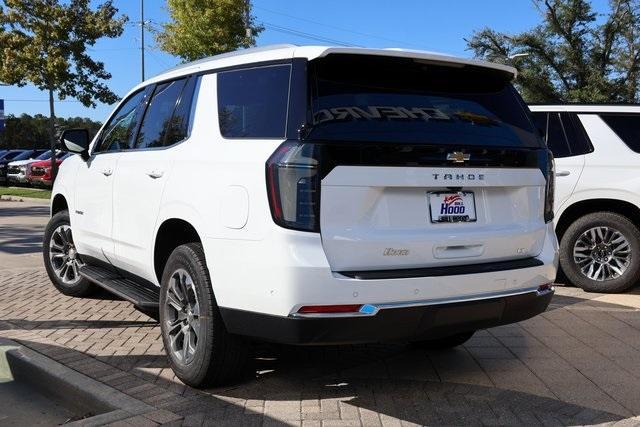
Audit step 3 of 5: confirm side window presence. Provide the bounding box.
[165,77,197,147]
[134,78,191,150]
[600,114,640,153]
[217,64,291,138]
[531,112,548,140]
[546,113,572,158]
[561,113,593,155]
[95,90,147,153]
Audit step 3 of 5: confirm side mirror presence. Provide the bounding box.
[59,129,90,161]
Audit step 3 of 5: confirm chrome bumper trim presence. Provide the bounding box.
[290,285,554,318]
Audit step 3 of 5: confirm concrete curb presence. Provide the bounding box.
[0,337,163,426]
[0,194,50,204]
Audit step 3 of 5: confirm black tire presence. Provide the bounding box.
[159,243,249,388]
[43,210,95,297]
[560,212,640,293]
[410,331,475,350]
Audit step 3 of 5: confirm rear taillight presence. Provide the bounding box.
[266,141,321,232]
[544,150,555,222]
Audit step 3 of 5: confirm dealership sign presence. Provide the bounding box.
[0,99,4,131]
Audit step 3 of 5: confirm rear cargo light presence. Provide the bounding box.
[266,141,321,232]
[544,150,555,223]
[297,304,362,314]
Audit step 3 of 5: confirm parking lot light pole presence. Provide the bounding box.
[140,0,145,82]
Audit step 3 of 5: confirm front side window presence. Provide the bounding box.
[307,55,543,148]
[135,79,188,149]
[217,65,291,138]
[95,89,147,153]
[600,114,640,153]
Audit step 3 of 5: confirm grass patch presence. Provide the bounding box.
[0,186,51,200]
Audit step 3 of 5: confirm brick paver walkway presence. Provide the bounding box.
[2,268,640,426]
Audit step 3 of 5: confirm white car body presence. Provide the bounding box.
[529,105,640,219]
[50,45,557,346]
[529,105,640,291]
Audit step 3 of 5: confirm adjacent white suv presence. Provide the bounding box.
[530,105,640,293]
[44,45,558,387]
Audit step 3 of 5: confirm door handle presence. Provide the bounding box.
[557,170,571,177]
[101,168,113,177]
[146,170,164,179]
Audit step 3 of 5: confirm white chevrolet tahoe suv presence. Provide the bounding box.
[530,105,640,293]
[44,45,558,387]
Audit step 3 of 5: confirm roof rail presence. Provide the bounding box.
[162,44,298,74]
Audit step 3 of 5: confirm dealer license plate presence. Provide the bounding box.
[428,191,477,223]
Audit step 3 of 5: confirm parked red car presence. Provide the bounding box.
[29,153,73,187]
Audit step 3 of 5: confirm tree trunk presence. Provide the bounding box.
[48,88,58,182]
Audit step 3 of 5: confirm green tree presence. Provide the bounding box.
[0,0,127,176]
[0,114,102,150]
[466,0,640,103]
[157,0,263,62]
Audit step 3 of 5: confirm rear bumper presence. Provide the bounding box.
[220,286,554,345]
[205,222,558,318]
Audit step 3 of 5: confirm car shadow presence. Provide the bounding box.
[3,293,637,424]
[0,204,49,218]
[7,336,628,426]
[0,224,45,255]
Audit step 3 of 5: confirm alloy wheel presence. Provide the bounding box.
[49,225,83,285]
[573,226,631,281]
[164,269,200,365]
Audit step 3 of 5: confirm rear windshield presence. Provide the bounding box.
[307,55,542,147]
[2,151,24,161]
[35,151,52,160]
[10,151,33,161]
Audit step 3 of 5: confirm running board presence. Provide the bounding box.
[79,265,159,310]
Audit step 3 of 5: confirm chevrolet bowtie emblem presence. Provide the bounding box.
[446,152,470,163]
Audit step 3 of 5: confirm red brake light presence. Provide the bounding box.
[297,304,362,314]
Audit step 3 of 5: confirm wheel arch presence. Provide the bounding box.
[153,218,203,285]
[556,198,640,242]
[51,193,69,216]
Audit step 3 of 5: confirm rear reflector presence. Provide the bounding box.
[297,304,363,314]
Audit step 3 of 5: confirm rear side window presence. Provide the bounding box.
[531,112,591,158]
[135,77,196,149]
[217,65,291,138]
[546,113,572,158]
[307,55,543,148]
[562,113,592,155]
[600,114,640,153]
[165,77,197,146]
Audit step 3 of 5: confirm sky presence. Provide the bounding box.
[0,0,610,121]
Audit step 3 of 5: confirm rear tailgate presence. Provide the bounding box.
[321,165,546,272]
